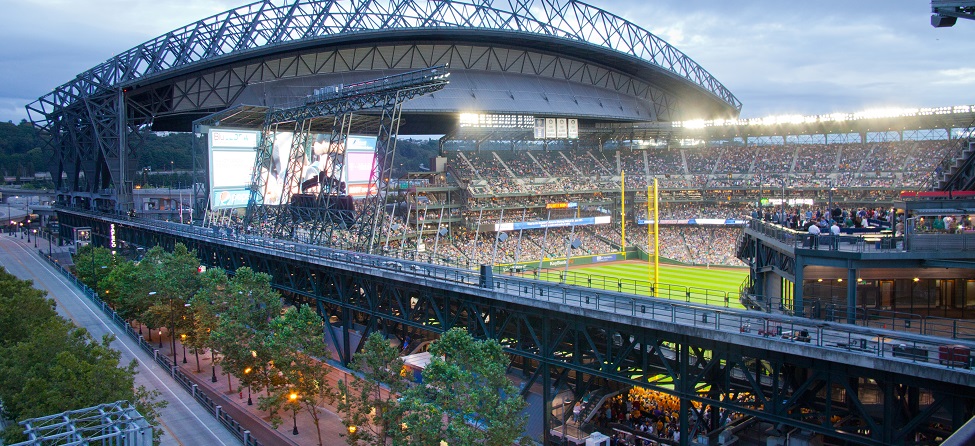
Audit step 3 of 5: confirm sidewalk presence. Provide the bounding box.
[31,232,352,446]
[144,323,353,446]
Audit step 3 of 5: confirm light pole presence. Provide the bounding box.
[244,367,253,405]
[211,346,218,383]
[180,333,187,364]
[289,392,299,435]
[149,292,163,348]
[169,295,178,364]
[33,229,37,248]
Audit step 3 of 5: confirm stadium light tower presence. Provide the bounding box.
[931,1,975,27]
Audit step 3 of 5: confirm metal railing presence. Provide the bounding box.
[747,218,903,253]
[60,208,975,374]
[40,254,262,446]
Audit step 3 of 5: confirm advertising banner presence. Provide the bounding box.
[636,218,747,226]
[593,254,618,263]
[494,215,610,231]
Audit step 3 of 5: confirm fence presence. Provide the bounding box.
[57,208,975,371]
[41,254,262,446]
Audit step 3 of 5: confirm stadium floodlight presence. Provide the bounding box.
[672,104,975,128]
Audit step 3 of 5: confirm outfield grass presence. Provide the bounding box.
[538,261,749,309]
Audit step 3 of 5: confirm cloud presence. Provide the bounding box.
[4,0,975,123]
[1,0,241,121]
[597,0,975,117]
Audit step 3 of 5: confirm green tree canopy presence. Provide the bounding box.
[266,304,334,445]
[0,266,165,445]
[210,267,283,396]
[71,245,117,293]
[0,270,57,348]
[392,328,528,446]
[337,331,408,446]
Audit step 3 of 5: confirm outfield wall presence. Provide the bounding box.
[496,248,638,272]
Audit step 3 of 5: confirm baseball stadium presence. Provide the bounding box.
[22,0,975,445]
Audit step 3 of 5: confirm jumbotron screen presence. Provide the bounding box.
[342,135,378,198]
[208,129,261,209]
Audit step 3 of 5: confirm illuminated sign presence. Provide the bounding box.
[210,130,260,148]
[459,113,535,128]
[494,216,610,231]
[343,135,378,198]
[545,202,578,210]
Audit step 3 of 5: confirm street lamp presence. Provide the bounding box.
[290,392,299,435]
[149,292,162,348]
[169,295,179,364]
[211,342,218,383]
[33,229,37,248]
[244,367,253,405]
[180,333,188,364]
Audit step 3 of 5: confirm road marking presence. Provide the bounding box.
[0,239,229,446]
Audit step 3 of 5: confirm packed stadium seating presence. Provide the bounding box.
[430,139,962,267]
[215,139,959,268]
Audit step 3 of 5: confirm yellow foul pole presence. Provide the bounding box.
[653,178,660,287]
[647,182,652,286]
[620,170,625,255]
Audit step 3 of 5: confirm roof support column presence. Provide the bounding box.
[117,88,129,213]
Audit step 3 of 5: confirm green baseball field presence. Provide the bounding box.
[536,260,750,309]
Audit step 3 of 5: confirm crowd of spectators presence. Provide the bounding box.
[449,139,961,197]
[212,137,965,269]
[590,386,745,445]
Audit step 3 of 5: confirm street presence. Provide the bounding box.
[0,234,239,446]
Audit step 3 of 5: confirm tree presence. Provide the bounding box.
[139,244,202,361]
[129,246,170,338]
[337,331,408,446]
[100,260,141,314]
[0,265,166,445]
[392,328,528,446]
[266,304,335,446]
[210,267,282,400]
[0,268,57,348]
[186,267,231,372]
[71,245,116,292]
